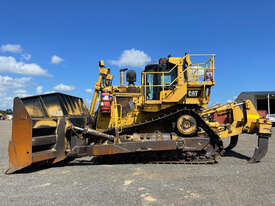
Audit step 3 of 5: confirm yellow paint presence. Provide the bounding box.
[94,55,217,131]
[247,114,260,119]
[201,99,272,139]
[0,112,8,120]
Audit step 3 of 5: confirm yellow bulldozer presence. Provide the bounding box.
[0,112,8,120]
[6,54,272,174]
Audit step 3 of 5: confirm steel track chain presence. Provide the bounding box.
[100,107,223,164]
[91,150,219,165]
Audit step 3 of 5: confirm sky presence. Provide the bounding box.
[0,0,274,109]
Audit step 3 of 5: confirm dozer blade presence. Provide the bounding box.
[6,93,89,174]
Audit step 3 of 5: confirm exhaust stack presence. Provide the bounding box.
[120,68,128,86]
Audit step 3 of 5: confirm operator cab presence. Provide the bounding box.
[143,58,177,100]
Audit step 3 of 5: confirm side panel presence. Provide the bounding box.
[7,98,33,174]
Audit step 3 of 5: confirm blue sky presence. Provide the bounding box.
[0,0,274,109]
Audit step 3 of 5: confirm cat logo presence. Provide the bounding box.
[187,90,200,98]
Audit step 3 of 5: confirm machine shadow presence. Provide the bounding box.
[222,150,251,161]
[8,159,96,174]
[8,157,139,174]
[9,150,253,174]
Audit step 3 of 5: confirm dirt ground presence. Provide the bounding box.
[0,120,274,206]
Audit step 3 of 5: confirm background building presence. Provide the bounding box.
[236,91,275,124]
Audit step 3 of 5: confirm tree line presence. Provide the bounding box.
[0,109,13,115]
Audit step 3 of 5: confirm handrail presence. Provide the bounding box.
[141,54,215,101]
[142,77,178,87]
[187,55,215,83]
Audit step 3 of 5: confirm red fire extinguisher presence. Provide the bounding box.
[101,92,111,113]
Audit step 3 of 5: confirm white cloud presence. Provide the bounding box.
[14,89,29,97]
[43,91,56,94]
[0,56,49,76]
[226,96,238,104]
[21,53,31,61]
[51,55,64,64]
[0,75,32,109]
[0,75,31,91]
[1,44,31,61]
[0,44,22,53]
[53,83,75,91]
[110,48,151,68]
[85,88,92,93]
[36,85,43,93]
[0,92,13,109]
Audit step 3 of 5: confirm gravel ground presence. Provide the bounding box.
[0,120,274,206]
